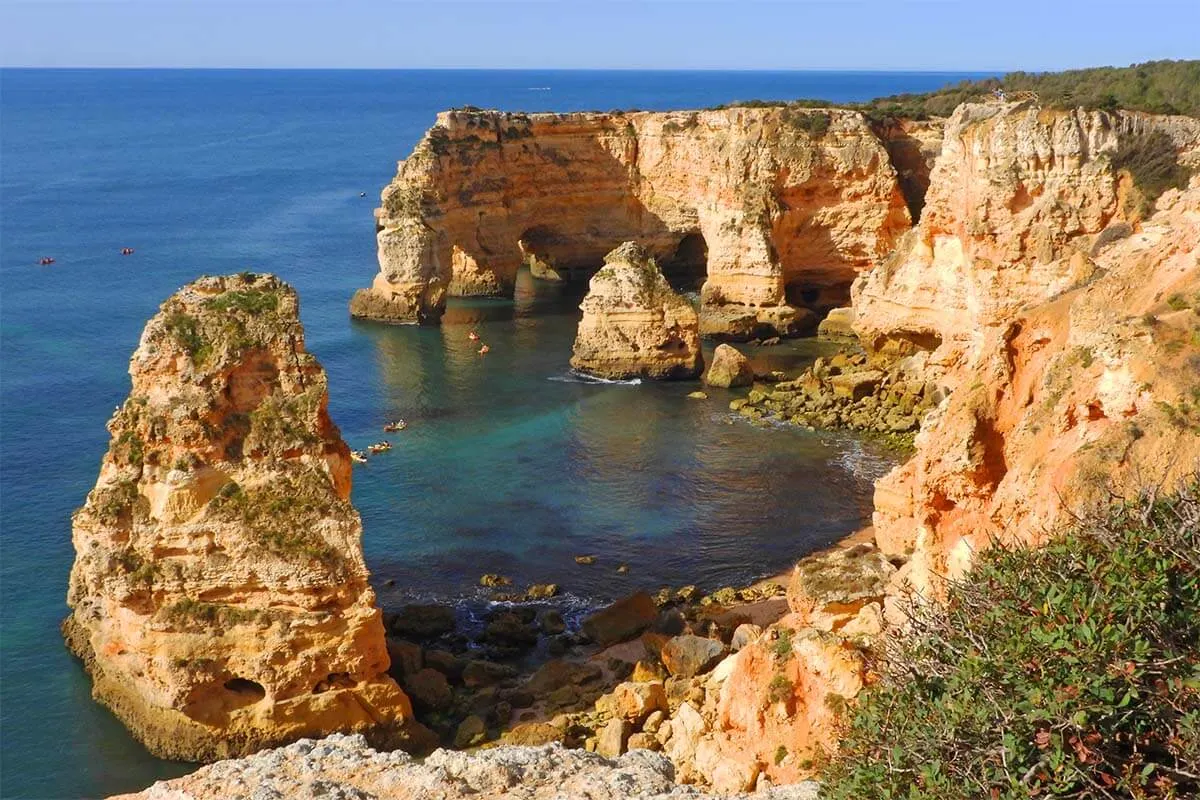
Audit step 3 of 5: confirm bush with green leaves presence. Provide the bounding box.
[822,483,1200,799]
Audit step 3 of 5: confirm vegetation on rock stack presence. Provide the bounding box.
[822,483,1200,800]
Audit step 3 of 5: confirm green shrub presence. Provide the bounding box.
[768,673,794,704]
[773,627,794,659]
[206,288,280,316]
[1112,130,1192,214]
[821,485,1200,799]
[163,311,210,364]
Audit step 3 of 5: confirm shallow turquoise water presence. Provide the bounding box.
[0,69,982,798]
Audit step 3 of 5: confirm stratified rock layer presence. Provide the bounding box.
[853,102,1200,366]
[851,102,1200,608]
[570,242,703,380]
[357,107,913,336]
[65,274,413,762]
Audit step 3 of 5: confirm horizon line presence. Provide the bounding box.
[0,65,1026,74]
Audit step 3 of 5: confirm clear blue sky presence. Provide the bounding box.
[1,0,1197,71]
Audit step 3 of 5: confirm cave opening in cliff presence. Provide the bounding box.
[223,677,266,702]
[784,279,849,316]
[661,232,708,292]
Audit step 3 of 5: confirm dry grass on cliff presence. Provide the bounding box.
[821,481,1200,800]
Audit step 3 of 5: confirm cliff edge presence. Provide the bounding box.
[353,106,915,338]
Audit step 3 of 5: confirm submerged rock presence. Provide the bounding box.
[63,274,414,762]
[570,242,703,380]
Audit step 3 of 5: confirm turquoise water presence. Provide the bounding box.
[0,69,982,799]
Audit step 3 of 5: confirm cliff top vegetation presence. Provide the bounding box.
[711,60,1200,121]
[821,482,1200,799]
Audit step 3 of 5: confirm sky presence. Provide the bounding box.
[1,0,1197,71]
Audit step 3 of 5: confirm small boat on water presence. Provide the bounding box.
[120,248,135,256]
[350,450,368,464]
[478,344,490,355]
[38,257,55,265]
[383,420,407,432]
[468,330,480,342]
[366,441,392,454]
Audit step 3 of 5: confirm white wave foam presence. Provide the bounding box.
[830,437,897,482]
[547,370,642,386]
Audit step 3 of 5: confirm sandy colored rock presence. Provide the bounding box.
[63,274,413,762]
[787,543,895,632]
[570,242,703,380]
[853,102,1200,366]
[357,107,912,337]
[703,344,755,388]
[596,680,668,724]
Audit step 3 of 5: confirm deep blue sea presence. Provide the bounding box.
[0,69,986,799]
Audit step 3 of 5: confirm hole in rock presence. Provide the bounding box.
[661,232,708,291]
[223,677,266,701]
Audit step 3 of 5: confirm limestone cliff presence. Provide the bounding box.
[853,101,1200,367]
[570,242,703,380]
[354,106,912,338]
[871,180,1200,607]
[65,274,413,762]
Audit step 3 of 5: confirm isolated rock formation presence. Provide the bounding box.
[65,274,413,761]
[703,344,754,388]
[570,243,703,380]
[356,106,913,336]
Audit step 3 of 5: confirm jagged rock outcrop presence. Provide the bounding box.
[112,734,822,800]
[64,274,414,762]
[853,101,1200,367]
[570,243,703,380]
[871,180,1200,609]
[356,107,913,337]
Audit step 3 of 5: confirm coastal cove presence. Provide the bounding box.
[0,69,988,799]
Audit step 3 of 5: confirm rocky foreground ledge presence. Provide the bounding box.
[112,734,819,800]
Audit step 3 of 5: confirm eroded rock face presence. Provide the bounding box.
[853,101,1200,367]
[570,243,703,380]
[65,274,413,762]
[112,734,823,800]
[357,107,912,336]
[867,171,1200,611]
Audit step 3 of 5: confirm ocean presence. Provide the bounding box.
[0,69,984,799]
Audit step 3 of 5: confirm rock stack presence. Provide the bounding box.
[570,242,703,380]
[64,274,415,761]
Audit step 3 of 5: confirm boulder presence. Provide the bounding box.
[525,583,559,600]
[581,592,658,647]
[539,609,566,635]
[453,715,487,749]
[787,543,896,631]
[661,635,728,678]
[828,369,885,401]
[703,344,754,388]
[730,623,763,652]
[386,639,423,678]
[570,242,703,380]
[403,668,452,713]
[817,306,856,339]
[462,660,516,689]
[390,604,456,640]
[596,681,667,724]
[596,718,632,758]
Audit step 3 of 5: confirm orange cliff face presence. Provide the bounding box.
[64,274,416,762]
[853,102,1200,369]
[351,107,915,339]
[852,102,1200,607]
